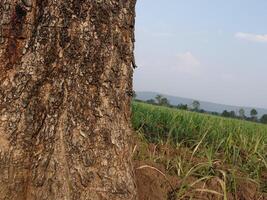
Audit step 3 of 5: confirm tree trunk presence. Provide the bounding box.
[0,0,137,199]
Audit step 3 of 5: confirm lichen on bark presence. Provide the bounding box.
[0,0,137,199]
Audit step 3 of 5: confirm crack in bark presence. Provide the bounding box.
[57,109,71,200]
[55,82,71,200]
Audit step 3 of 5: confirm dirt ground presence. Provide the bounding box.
[135,160,267,200]
[134,142,267,200]
[135,160,179,200]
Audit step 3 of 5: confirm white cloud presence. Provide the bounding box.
[235,32,267,43]
[174,52,200,75]
[176,52,200,66]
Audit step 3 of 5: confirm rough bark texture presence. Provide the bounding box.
[0,0,137,199]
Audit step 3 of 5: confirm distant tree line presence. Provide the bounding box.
[134,93,267,125]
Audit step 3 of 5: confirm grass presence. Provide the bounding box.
[132,101,267,199]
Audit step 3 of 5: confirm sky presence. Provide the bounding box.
[133,0,267,108]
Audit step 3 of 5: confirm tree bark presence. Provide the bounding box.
[0,0,137,199]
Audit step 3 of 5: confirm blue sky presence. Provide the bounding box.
[134,0,267,108]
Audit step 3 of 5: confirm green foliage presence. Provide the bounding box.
[132,102,267,148]
[192,100,200,111]
[132,101,267,192]
[177,104,188,110]
[155,94,163,104]
[132,90,137,99]
[132,101,267,197]
[239,108,245,119]
[250,108,258,118]
[146,99,156,104]
[161,97,170,106]
[221,110,236,118]
[260,114,267,124]
[154,95,170,106]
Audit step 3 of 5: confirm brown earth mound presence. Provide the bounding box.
[134,140,267,200]
[135,160,179,200]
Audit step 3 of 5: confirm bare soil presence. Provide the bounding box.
[134,140,267,200]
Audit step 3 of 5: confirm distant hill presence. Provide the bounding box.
[136,91,267,117]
